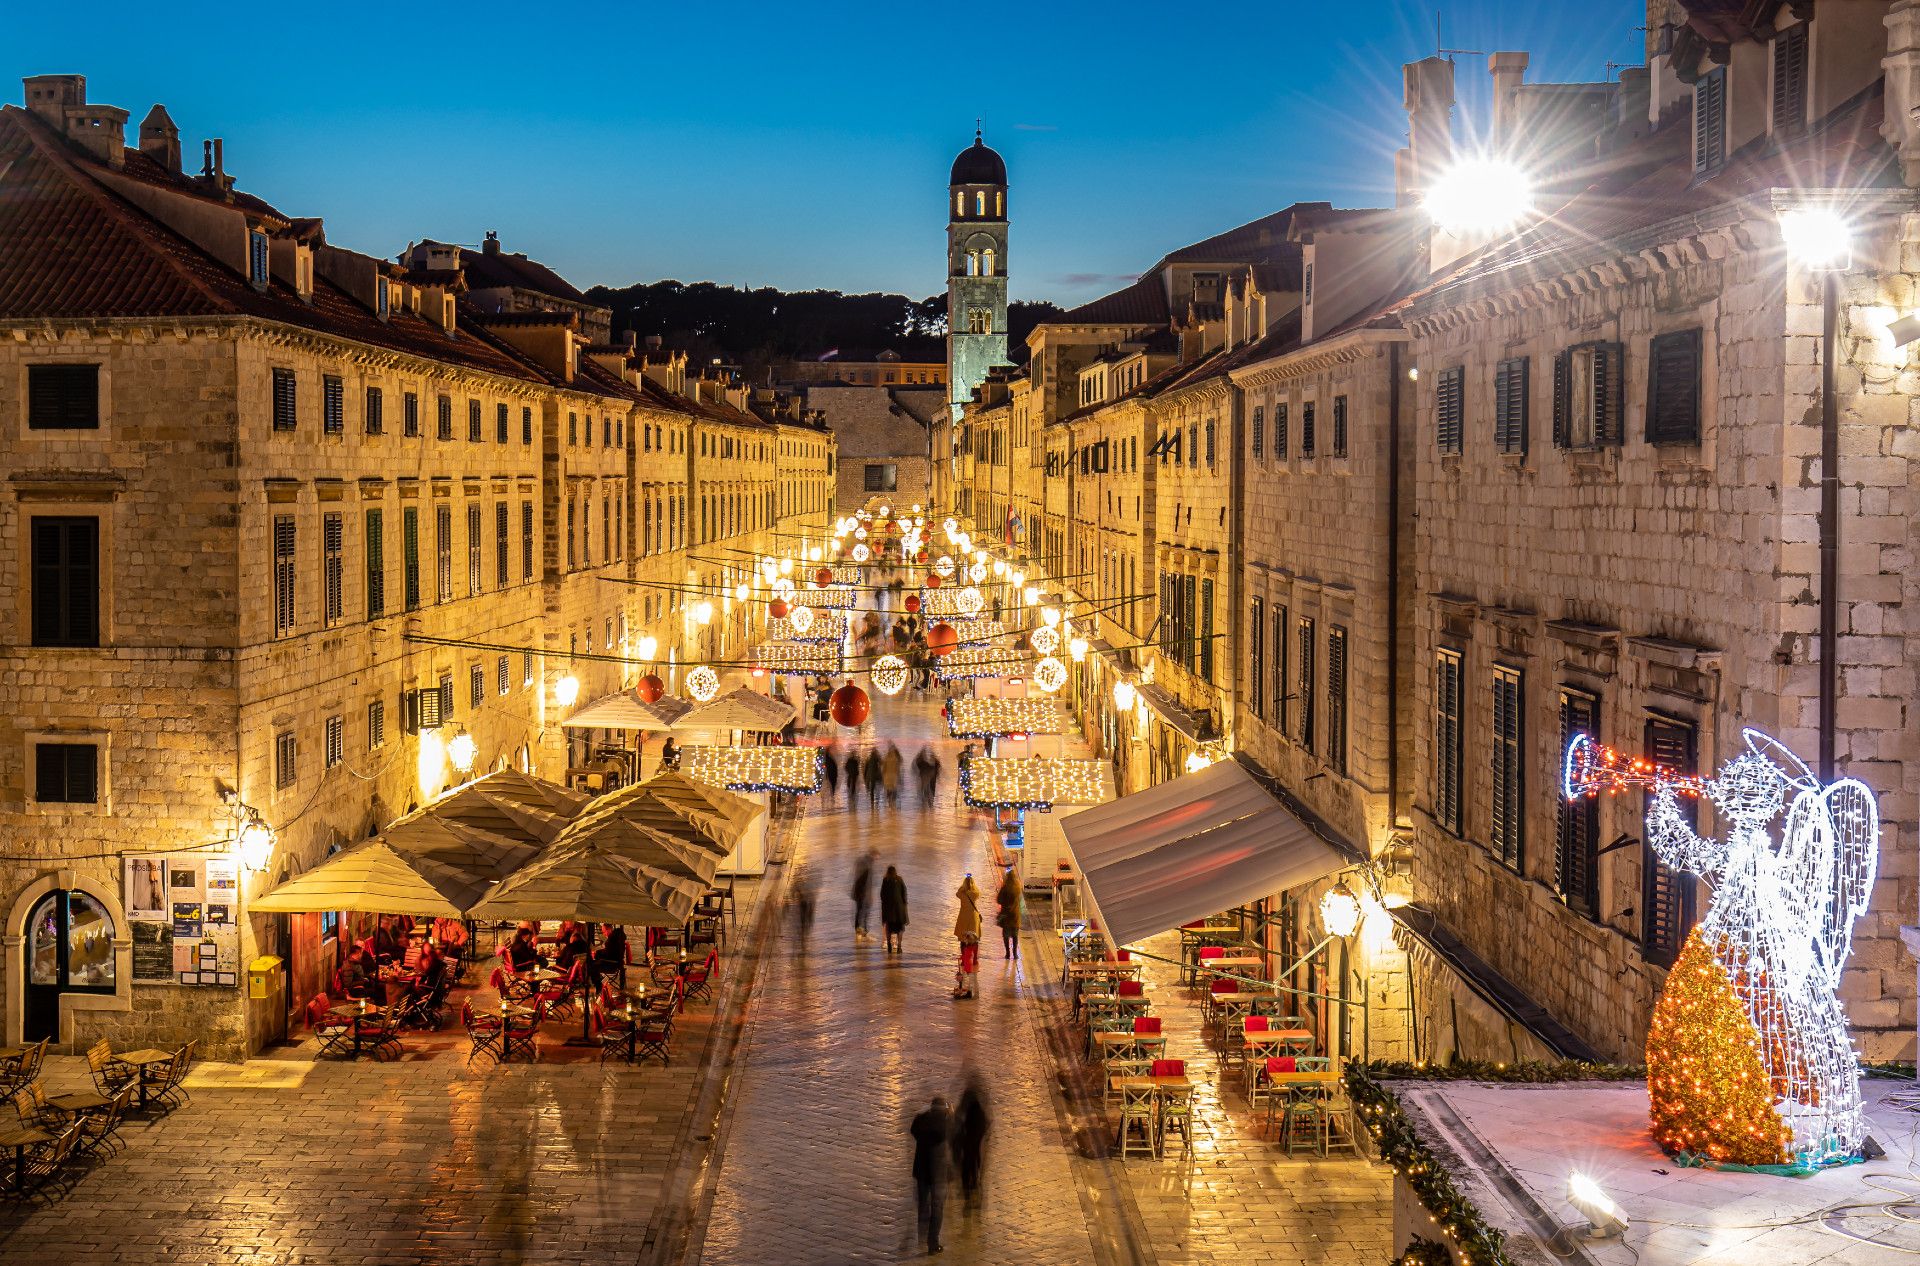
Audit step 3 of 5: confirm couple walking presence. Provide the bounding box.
[950,867,1023,999]
[851,849,909,953]
[909,1080,991,1255]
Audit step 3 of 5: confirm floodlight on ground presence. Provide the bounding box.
[1780,208,1853,271]
[1424,157,1534,236]
[1567,1172,1628,1238]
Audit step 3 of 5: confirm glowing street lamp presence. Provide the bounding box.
[447,728,478,775]
[1112,680,1137,712]
[554,675,580,708]
[1318,881,1362,938]
[236,812,276,872]
[1424,156,1534,236]
[636,635,658,661]
[1781,208,1853,272]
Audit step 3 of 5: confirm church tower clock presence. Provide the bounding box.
[947,129,1009,422]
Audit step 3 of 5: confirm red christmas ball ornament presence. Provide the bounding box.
[815,567,834,588]
[829,682,871,728]
[925,572,942,590]
[904,595,922,614]
[636,674,665,703]
[769,599,790,619]
[928,623,958,658]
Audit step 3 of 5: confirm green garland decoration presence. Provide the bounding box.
[1348,1059,1646,1266]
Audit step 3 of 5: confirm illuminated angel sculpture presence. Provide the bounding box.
[1565,728,1878,1167]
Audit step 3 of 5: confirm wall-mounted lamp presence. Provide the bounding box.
[1888,313,1920,349]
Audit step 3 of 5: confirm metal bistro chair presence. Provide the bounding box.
[596,1003,637,1063]
[16,1121,82,1201]
[503,1002,544,1062]
[461,1003,504,1065]
[354,1007,404,1060]
[632,1008,674,1066]
[1115,1082,1158,1159]
[1103,1057,1152,1109]
[71,1084,135,1159]
[307,994,354,1059]
[83,1040,137,1099]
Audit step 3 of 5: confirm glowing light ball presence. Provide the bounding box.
[554,675,580,707]
[830,682,871,728]
[956,586,985,616]
[637,635,659,661]
[693,601,714,627]
[967,563,987,584]
[686,666,720,702]
[1318,881,1361,937]
[815,567,834,588]
[854,527,868,541]
[928,623,959,658]
[852,543,870,562]
[904,595,921,614]
[1068,636,1089,662]
[1112,680,1137,712]
[1029,625,1059,655]
[790,605,816,634]
[935,556,956,578]
[447,730,478,774]
[1041,606,1061,628]
[781,558,794,575]
[734,583,749,603]
[773,577,796,601]
[1032,657,1067,693]
[769,599,790,620]
[636,674,665,703]
[870,655,908,696]
[1023,586,1040,606]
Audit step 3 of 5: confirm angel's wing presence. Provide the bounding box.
[1782,780,1879,980]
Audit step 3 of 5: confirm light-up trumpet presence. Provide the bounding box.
[1562,733,1708,802]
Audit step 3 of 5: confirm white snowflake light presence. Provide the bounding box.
[1032,656,1066,693]
[967,562,987,584]
[956,586,984,616]
[936,555,956,578]
[789,605,816,634]
[870,654,908,696]
[686,665,720,702]
[852,543,870,562]
[1029,625,1059,655]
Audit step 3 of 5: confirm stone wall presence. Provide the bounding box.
[804,385,934,512]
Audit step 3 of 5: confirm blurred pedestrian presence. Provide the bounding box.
[864,748,883,807]
[846,747,862,802]
[952,874,982,999]
[913,748,939,808]
[910,1096,952,1255]
[994,866,1023,960]
[851,850,876,942]
[822,747,840,797]
[954,1080,990,1214]
[881,864,909,954]
[790,874,816,946]
[882,743,903,807]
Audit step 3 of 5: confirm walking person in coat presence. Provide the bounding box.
[821,747,840,797]
[951,874,983,999]
[994,866,1023,960]
[882,742,903,807]
[845,746,862,804]
[864,747,884,807]
[880,864,909,954]
[909,1095,952,1254]
[913,747,939,809]
[954,1079,990,1216]
[850,849,876,942]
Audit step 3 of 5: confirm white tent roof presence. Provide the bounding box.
[1059,760,1348,948]
[674,687,795,734]
[562,691,692,731]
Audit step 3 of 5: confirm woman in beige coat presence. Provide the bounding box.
[952,875,983,999]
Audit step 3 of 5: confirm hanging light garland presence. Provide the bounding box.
[683,745,822,795]
[950,618,1005,646]
[753,642,842,676]
[947,697,1064,739]
[870,654,909,696]
[935,646,1029,681]
[1032,656,1067,693]
[959,756,1107,810]
[686,665,720,702]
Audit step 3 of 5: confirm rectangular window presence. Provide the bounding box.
[274,731,297,790]
[435,505,453,603]
[1556,688,1600,915]
[1187,423,1198,467]
[367,699,386,750]
[364,509,385,618]
[1435,365,1463,454]
[27,364,100,430]
[1494,357,1529,455]
[522,406,533,446]
[1295,616,1316,751]
[1199,578,1215,683]
[438,672,454,722]
[495,503,509,586]
[272,514,296,636]
[402,506,420,611]
[249,232,269,286]
[1248,598,1265,719]
[1695,65,1726,172]
[470,664,485,708]
[497,655,510,696]
[30,516,99,647]
[365,386,384,435]
[468,399,482,443]
[1643,715,1699,966]
[1273,604,1290,733]
[403,392,420,437]
[467,503,483,595]
[601,496,610,565]
[521,502,534,582]
[1773,23,1808,137]
[863,464,898,492]
[1646,328,1703,445]
[1326,625,1347,774]
[568,412,578,446]
[1300,403,1316,458]
[34,742,98,804]
[522,651,534,687]
[566,498,577,568]
[324,714,344,769]
[496,402,509,444]
[586,415,595,447]
[1274,403,1289,459]
[1434,649,1464,835]
[1552,343,1624,449]
[436,394,452,441]
[1490,666,1524,870]
[271,368,297,431]
[322,375,344,435]
[322,512,344,625]
[1331,396,1348,458]
[1204,419,1216,467]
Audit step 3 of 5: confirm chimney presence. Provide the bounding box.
[1489,52,1529,151]
[1393,146,1416,208]
[1614,65,1652,140]
[21,74,84,127]
[139,104,181,174]
[1403,56,1455,202]
[63,103,128,168]
[483,231,501,256]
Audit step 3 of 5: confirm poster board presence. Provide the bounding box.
[124,852,241,987]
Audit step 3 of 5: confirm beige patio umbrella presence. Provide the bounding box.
[412,770,584,845]
[572,771,761,855]
[548,811,726,885]
[251,839,489,919]
[673,687,795,734]
[381,814,542,881]
[561,691,693,731]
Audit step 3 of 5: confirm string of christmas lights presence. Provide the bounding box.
[681,745,823,795]
[959,756,1107,810]
[946,698,1064,739]
[934,647,1031,681]
[751,642,843,677]
[766,611,848,644]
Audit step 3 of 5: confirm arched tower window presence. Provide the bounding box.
[955,190,965,217]
[982,249,996,277]
[966,251,980,277]
[975,191,986,216]
[996,191,1004,216]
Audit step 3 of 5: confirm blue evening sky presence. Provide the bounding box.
[5,1,1642,306]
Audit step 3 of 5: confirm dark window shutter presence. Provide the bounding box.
[31,517,99,647]
[1275,404,1288,458]
[1551,350,1570,448]
[1436,366,1463,454]
[1646,328,1702,444]
[36,743,97,803]
[1436,651,1463,834]
[365,509,385,617]
[1594,342,1625,446]
[1772,24,1807,137]
[1326,626,1347,774]
[1248,598,1265,719]
[1556,689,1600,915]
[1490,668,1524,869]
[1332,396,1348,457]
[1642,716,1699,964]
[1296,616,1316,751]
[1495,357,1529,454]
[1301,403,1316,457]
[323,375,344,434]
[271,369,297,431]
[1273,605,1290,731]
[1694,67,1726,172]
[28,365,100,430]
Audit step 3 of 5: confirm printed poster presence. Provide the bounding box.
[131,921,173,983]
[171,902,202,938]
[124,857,167,922]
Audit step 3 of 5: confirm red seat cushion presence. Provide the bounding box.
[1197,946,1224,960]
[1266,1056,1296,1075]
[1117,980,1144,997]
[1210,978,1238,994]
[1112,950,1130,962]
[1133,1016,1161,1035]
[1150,1059,1185,1077]
[1244,1015,1269,1033]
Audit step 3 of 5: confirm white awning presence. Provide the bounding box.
[1059,760,1348,948]
[562,691,692,731]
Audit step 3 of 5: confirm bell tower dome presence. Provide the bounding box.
[947,127,1009,422]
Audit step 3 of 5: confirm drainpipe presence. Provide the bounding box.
[1386,341,1404,825]
[1818,270,1838,782]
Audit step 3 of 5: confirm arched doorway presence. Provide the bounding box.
[22,888,117,1042]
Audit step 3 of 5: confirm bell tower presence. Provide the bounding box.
[947,127,1009,422]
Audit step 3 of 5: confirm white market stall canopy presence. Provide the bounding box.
[947,697,1063,739]
[1060,760,1348,949]
[675,688,797,734]
[961,757,1109,810]
[562,691,692,731]
[683,745,824,794]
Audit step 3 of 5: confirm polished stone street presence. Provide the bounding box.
[0,692,1387,1265]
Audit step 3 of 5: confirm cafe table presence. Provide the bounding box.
[0,1120,50,1192]
[327,1002,387,1058]
[1067,961,1139,981]
[1091,1029,1165,1061]
[110,1048,175,1107]
[1199,956,1266,978]
[605,1005,641,1063]
[1243,1027,1315,1052]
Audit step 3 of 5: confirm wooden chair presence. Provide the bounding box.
[1159,1083,1194,1157]
[596,1004,637,1063]
[149,1041,197,1108]
[354,1008,403,1060]
[503,1003,542,1062]
[461,1003,504,1065]
[17,1121,82,1200]
[632,1009,674,1066]
[84,1040,137,1098]
[1102,1057,1150,1109]
[307,994,354,1058]
[1115,1083,1157,1159]
[73,1084,135,1158]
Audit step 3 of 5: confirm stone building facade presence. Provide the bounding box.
[0,75,833,1057]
